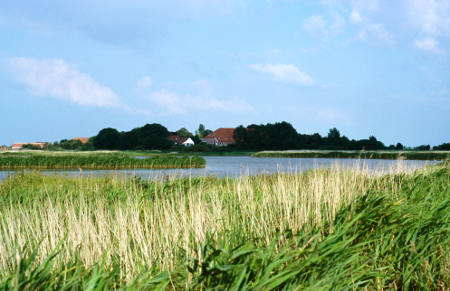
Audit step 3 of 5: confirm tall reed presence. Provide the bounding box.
[0,160,448,289]
[0,152,205,169]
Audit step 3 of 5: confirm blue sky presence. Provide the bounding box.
[1,0,449,146]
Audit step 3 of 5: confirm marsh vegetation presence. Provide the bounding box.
[0,151,205,170]
[0,160,448,289]
[253,150,450,160]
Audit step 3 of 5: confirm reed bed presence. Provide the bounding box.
[0,152,205,169]
[0,161,448,289]
[253,150,450,160]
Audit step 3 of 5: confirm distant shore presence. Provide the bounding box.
[252,150,450,160]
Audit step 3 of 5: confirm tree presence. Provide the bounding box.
[58,139,83,150]
[93,128,121,150]
[138,123,172,150]
[414,145,430,151]
[176,127,193,137]
[396,143,404,150]
[233,125,249,149]
[119,130,139,150]
[327,128,341,140]
[323,128,344,149]
[265,122,298,150]
[433,142,450,150]
[196,124,212,138]
[22,144,41,150]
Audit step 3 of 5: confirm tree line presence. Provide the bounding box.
[233,121,447,151]
[24,121,448,151]
[92,123,214,150]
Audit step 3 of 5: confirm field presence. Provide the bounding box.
[253,150,450,160]
[0,151,205,170]
[0,160,448,289]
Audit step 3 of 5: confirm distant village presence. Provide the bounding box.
[2,121,449,152]
[2,128,236,151]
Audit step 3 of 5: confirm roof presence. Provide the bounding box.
[182,137,195,144]
[73,137,89,144]
[169,135,191,144]
[204,128,236,144]
[12,142,46,149]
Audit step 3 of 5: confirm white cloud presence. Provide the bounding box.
[249,64,314,86]
[408,0,450,36]
[136,76,152,90]
[357,23,393,42]
[414,37,442,54]
[9,57,120,107]
[407,0,450,53]
[148,89,185,114]
[349,9,362,24]
[302,13,345,38]
[147,87,255,115]
[302,15,328,37]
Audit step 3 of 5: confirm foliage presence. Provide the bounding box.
[433,142,450,151]
[234,122,298,150]
[234,122,388,151]
[92,123,173,150]
[196,123,212,138]
[414,144,431,151]
[93,128,121,150]
[176,127,193,137]
[252,150,450,160]
[0,162,448,289]
[21,144,45,150]
[0,152,205,169]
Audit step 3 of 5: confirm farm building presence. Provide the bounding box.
[11,142,48,150]
[73,137,90,144]
[202,128,235,146]
[169,135,195,147]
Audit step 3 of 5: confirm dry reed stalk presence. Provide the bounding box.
[0,161,415,277]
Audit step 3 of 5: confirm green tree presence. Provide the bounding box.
[119,130,139,150]
[196,124,212,138]
[93,128,121,150]
[176,127,193,137]
[327,128,341,140]
[138,123,172,150]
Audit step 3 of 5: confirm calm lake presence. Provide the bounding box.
[0,156,440,183]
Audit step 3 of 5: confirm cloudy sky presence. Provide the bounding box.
[1,0,449,146]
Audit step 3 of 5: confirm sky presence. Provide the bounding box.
[0,0,449,147]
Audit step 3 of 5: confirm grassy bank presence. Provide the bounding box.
[0,151,205,170]
[253,150,450,160]
[0,161,448,289]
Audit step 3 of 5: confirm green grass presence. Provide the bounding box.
[0,151,205,170]
[253,150,450,160]
[0,161,448,289]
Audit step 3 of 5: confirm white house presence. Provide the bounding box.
[181,137,195,147]
[169,135,195,147]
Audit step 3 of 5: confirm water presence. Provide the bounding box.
[0,156,440,182]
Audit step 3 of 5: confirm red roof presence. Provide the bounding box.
[204,128,235,144]
[169,135,189,144]
[73,137,89,144]
[12,142,46,149]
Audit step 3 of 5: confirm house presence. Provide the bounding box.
[73,137,90,144]
[11,142,47,150]
[169,135,195,147]
[202,128,236,146]
[181,137,195,147]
